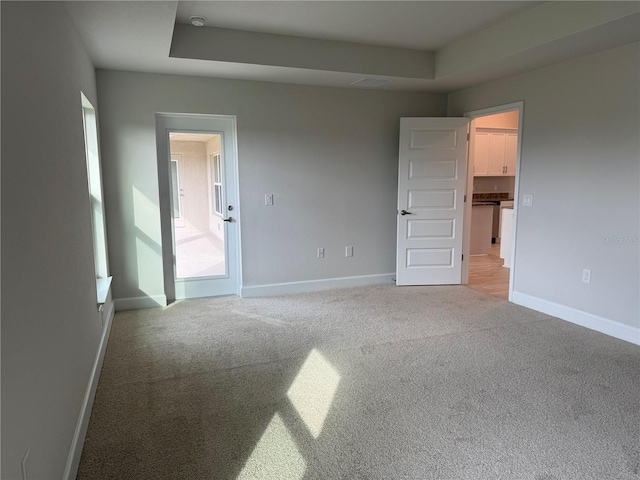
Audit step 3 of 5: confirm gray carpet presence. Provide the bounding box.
[77,285,640,480]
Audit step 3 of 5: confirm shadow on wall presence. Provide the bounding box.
[132,186,164,305]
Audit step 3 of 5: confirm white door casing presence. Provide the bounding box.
[156,114,241,301]
[396,117,469,285]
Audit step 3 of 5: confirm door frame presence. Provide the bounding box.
[155,113,242,302]
[462,101,524,301]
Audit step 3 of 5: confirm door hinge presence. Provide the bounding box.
[462,254,464,261]
[464,195,467,203]
[467,133,470,141]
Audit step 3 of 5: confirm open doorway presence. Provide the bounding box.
[463,103,523,300]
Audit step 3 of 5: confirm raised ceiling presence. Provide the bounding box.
[64,1,640,92]
[174,1,540,51]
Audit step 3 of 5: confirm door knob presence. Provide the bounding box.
[400,210,413,215]
[223,217,234,222]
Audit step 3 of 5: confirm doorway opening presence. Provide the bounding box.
[156,114,240,302]
[463,103,523,300]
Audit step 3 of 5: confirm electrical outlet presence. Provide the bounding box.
[265,194,273,206]
[522,194,533,207]
[345,246,353,257]
[582,269,591,284]
[317,248,324,258]
[21,449,31,480]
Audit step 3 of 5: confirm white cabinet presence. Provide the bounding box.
[504,133,518,175]
[473,129,517,177]
[487,133,506,175]
[473,131,490,176]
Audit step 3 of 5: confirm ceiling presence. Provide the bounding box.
[174,1,539,51]
[64,1,640,93]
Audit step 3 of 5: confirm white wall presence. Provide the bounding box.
[97,71,446,301]
[1,2,112,479]
[475,111,519,129]
[449,42,640,331]
[170,140,209,231]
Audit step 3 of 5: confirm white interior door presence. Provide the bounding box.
[396,117,469,285]
[156,114,240,301]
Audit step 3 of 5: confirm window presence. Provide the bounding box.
[170,158,181,219]
[211,154,223,215]
[81,93,111,303]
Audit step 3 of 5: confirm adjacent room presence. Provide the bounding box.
[468,110,519,300]
[169,132,227,279]
[2,1,638,479]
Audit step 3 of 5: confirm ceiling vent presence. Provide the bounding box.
[350,78,392,88]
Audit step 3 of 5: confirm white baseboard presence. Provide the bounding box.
[114,294,167,311]
[241,273,395,298]
[512,291,640,346]
[63,298,116,480]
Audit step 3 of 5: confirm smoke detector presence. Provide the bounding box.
[190,16,206,27]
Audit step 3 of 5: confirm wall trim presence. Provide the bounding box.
[241,273,395,298]
[63,299,115,480]
[512,291,640,346]
[114,295,167,311]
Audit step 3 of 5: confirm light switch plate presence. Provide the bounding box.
[522,194,533,207]
[265,194,273,206]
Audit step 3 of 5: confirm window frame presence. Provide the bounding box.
[81,92,111,304]
[210,153,223,216]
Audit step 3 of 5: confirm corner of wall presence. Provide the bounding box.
[63,290,116,480]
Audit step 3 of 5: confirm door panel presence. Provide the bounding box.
[396,118,469,286]
[407,219,455,239]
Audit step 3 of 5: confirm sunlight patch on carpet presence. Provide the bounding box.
[237,413,306,480]
[287,348,341,438]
